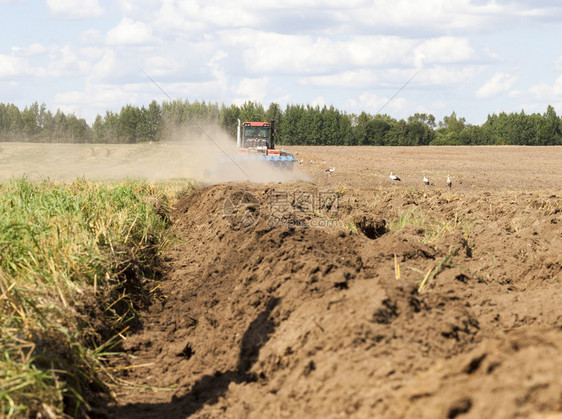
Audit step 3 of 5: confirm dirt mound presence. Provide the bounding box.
[94,181,562,418]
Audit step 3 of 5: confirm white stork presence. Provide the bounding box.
[299,158,304,165]
[423,174,430,185]
[390,172,401,181]
[326,168,335,174]
[447,175,452,188]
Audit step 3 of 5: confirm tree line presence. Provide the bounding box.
[1,100,561,146]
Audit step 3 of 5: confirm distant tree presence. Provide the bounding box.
[385,119,407,146]
[118,105,141,143]
[66,114,90,143]
[3,100,562,146]
[279,104,305,144]
[338,114,353,145]
[539,105,562,145]
[145,100,162,142]
[220,103,242,138]
[266,102,283,140]
[135,107,152,143]
[103,111,120,143]
[435,111,467,144]
[408,112,436,128]
[3,104,23,140]
[51,110,68,142]
[161,99,184,127]
[92,115,105,143]
[307,105,323,145]
[21,102,40,139]
[369,116,393,145]
[239,101,266,123]
[459,125,488,145]
[352,112,371,145]
[319,106,341,145]
[38,104,54,142]
[133,101,161,143]
[402,120,433,145]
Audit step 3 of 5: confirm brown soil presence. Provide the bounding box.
[94,146,562,418]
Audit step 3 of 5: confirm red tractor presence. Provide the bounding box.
[236,120,296,169]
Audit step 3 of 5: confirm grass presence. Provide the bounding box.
[388,206,478,246]
[0,177,194,418]
[418,253,453,292]
[416,252,487,292]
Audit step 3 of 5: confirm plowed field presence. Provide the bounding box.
[92,146,562,418]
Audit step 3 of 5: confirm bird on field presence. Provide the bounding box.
[423,174,430,185]
[447,175,452,188]
[299,158,304,165]
[326,167,335,174]
[390,172,401,181]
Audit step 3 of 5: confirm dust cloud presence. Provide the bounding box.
[0,124,311,184]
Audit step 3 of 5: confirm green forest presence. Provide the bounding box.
[1,100,561,146]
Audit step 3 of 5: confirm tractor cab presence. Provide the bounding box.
[235,119,296,169]
[239,121,274,152]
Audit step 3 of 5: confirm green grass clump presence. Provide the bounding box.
[389,207,477,245]
[0,178,175,417]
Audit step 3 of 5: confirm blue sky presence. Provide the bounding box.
[1,0,562,125]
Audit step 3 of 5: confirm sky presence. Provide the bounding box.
[1,0,562,126]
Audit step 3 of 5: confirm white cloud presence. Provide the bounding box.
[207,50,227,77]
[152,2,208,38]
[233,77,270,104]
[106,18,154,45]
[31,44,90,78]
[475,72,518,98]
[228,31,415,75]
[161,79,230,101]
[89,49,134,81]
[417,65,480,86]
[145,55,180,77]
[415,37,475,64]
[80,29,104,45]
[54,82,136,120]
[483,47,502,61]
[3,43,97,80]
[152,1,279,35]
[78,46,106,62]
[207,50,228,94]
[344,0,505,32]
[144,0,529,37]
[310,96,327,108]
[0,54,27,78]
[117,0,136,13]
[513,75,562,102]
[300,64,479,90]
[347,91,409,115]
[224,31,477,76]
[176,3,254,28]
[524,83,554,100]
[300,69,379,88]
[12,43,47,57]
[46,0,104,19]
[555,55,562,71]
[272,93,292,106]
